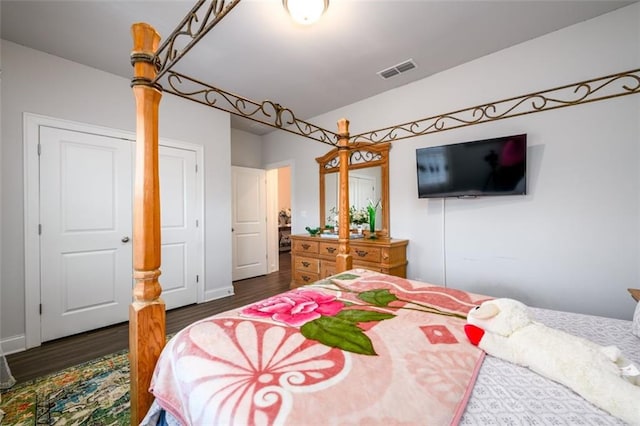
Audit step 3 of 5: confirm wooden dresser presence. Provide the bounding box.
[290,234,408,288]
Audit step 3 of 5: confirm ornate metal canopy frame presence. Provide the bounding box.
[146,0,341,145]
[163,70,339,145]
[351,69,640,143]
[144,0,640,144]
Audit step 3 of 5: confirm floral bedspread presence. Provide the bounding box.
[149,269,491,425]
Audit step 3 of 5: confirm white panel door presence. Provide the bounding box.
[40,127,133,342]
[232,166,267,281]
[159,145,198,309]
[349,175,376,210]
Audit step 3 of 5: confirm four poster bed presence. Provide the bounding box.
[129,1,640,425]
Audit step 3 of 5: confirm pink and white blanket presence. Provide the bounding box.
[149,270,491,425]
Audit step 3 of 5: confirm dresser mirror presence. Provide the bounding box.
[317,142,391,238]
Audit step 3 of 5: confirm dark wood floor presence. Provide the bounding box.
[5,252,291,385]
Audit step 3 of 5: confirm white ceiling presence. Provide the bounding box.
[1,0,635,134]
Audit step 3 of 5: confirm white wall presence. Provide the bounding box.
[264,4,640,320]
[231,128,263,168]
[0,40,233,346]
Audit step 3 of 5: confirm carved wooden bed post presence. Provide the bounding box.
[130,22,166,425]
[336,118,353,272]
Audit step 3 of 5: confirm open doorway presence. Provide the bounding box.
[266,163,292,273]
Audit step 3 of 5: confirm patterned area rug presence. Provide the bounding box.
[0,350,130,425]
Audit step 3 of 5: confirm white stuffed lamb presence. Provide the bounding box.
[464,298,640,425]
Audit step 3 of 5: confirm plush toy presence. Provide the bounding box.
[464,298,640,425]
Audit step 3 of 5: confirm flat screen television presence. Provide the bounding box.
[416,134,527,198]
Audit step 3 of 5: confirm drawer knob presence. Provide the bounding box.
[302,275,311,282]
[302,261,310,267]
[355,249,368,257]
[302,243,311,250]
[326,247,336,253]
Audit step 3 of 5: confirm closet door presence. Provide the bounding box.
[26,119,203,345]
[159,145,199,309]
[39,127,133,341]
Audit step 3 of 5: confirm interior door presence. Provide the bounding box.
[232,166,268,281]
[159,146,198,309]
[40,127,133,341]
[349,174,376,210]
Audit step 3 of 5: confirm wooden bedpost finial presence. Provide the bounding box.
[131,23,161,87]
[337,118,350,139]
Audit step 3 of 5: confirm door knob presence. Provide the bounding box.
[121,236,130,243]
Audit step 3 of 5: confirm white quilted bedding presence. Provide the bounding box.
[460,307,639,425]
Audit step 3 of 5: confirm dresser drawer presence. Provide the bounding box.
[353,262,382,272]
[351,246,381,263]
[319,241,339,259]
[289,235,409,290]
[320,261,337,278]
[293,239,319,255]
[294,270,320,286]
[295,256,320,273]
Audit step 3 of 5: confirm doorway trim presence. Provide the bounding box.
[23,113,205,349]
[265,160,295,274]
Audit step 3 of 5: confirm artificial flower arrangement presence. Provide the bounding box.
[350,206,369,225]
[327,206,338,227]
[327,205,369,227]
[278,207,291,224]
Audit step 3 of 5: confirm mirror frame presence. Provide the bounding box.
[317,142,391,238]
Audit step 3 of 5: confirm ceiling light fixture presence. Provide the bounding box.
[283,0,329,25]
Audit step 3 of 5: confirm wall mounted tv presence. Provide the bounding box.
[416,134,527,198]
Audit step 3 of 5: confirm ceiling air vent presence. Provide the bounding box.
[379,68,400,79]
[377,58,417,80]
